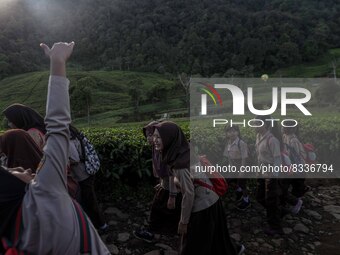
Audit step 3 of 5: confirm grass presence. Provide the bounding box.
[0,70,186,128]
[275,48,340,77]
[1,48,340,128]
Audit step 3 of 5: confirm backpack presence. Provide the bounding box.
[284,143,304,165]
[194,155,228,196]
[2,201,92,255]
[266,136,292,169]
[76,132,101,175]
[302,143,317,164]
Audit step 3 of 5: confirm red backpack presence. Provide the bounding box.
[193,155,228,196]
[2,201,92,255]
[303,143,317,164]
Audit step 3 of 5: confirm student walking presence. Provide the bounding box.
[282,122,309,198]
[223,125,251,210]
[0,42,110,254]
[254,115,283,236]
[69,124,108,232]
[134,121,181,242]
[3,102,81,200]
[153,121,244,255]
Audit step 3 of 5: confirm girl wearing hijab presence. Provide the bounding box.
[3,103,46,150]
[0,129,43,172]
[254,115,283,235]
[134,121,181,242]
[69,124,108,232]
[3,103,80,200]
[282,122,309,198]
[0,42,109,254]
[153,121,244,255]
[223,125,250,210]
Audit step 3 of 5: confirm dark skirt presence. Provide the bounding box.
[79,176,106,228]
[256,178,282,229]
[279,179,298,206]
[180,199,238,255]
[149,185,182,234]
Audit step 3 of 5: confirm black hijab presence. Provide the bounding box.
[3,104,46,134]
[0,167,26,239]
[154,121,190,169]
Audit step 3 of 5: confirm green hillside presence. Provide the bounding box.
[0,70,186,127]
[275,48,340,77]
[1,48,339,128]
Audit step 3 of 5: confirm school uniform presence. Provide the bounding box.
[283,133,307,198]
[18,76,110,254]
[255,131,282,230]
[174,163,237,255]
[69,138,106,229]
[149,175,182,234]
[223,137,248,163]
[154,121,239,254]
[223,137,248,188]
[283,134,306,161]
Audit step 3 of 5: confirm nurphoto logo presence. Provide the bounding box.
[199,82,312,128]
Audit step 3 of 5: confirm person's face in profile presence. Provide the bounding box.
[4,118,16,129]
[153,129,163,151]
[253,120,266,134]
[146,130,154,145]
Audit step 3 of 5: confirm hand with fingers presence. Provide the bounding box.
[40,42,75,76]
[178,222,188,235]
[7,167,34,183]
[167,196,176,209]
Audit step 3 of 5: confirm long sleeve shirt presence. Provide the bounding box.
[173,163,219,225]
[19,76,110,254]
[283,133,306,162]
[256,131,281,165]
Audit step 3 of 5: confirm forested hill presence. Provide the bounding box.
[0,0,339,79]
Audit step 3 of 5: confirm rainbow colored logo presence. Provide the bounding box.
[199,83,223,106]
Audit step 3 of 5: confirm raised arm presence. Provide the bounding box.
[41,42,74,77]
[33,42,74,192]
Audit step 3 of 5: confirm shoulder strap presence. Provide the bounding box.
[73,200,92,254]
[193,179,215,192]
[237,139,249,157]
[266,135,272,152]
[76,132,86,163]
[2,203,92,255]
[266,134,279,158]
[1,205,30,255]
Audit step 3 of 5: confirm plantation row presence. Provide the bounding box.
[83,117,340,184]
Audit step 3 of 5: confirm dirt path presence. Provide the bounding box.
[99,182,340,255]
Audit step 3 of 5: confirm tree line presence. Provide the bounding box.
[0,0,339,79]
